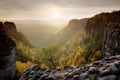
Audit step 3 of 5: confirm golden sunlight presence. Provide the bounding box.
[53,12,60,18]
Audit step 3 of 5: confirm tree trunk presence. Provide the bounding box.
[49,53,56,69]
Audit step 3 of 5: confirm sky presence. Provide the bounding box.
[0,0,120,24]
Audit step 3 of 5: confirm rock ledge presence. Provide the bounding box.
[20,55,120,80]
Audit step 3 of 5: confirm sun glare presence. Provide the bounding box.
[53,12,60,18]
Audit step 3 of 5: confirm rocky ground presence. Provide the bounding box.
[20,55,120,80]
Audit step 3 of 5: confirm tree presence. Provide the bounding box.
[34,43,62,69]
[45,44,61,69]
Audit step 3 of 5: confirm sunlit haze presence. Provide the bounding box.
[0,1,120,77]
[0,0,120,25]
[53,12,60,18]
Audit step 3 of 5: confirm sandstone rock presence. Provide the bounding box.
[45,76,54,80]
[80,72,89,79]
[40,74,49,80]
[54,75,63,80]
[98,75,117,80]
[45,69,52,73]
[4,22,17,33]
[88,67,99,74]
[109,65,118,74]
[0,30,16,80]
[64,66,73,70]
[72,68,81,75]
[102,24,120,56]
[114,61,120,70]
[73,75,80,80]
[92,61,100,66]
[100,67,111,77]
[31,64,40,71]
[19,56,120,80]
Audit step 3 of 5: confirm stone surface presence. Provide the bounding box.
[0,30,16,80]
[102,24,120,56]
[4,22,17,33]
[20,55,120,80]
[0,21,17,33]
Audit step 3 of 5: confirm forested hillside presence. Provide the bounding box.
[1,10,120,80]
[19,10,120,80]
[57,10,120,66]
[15,10,120,69]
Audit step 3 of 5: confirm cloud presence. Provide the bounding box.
[48,0,120,8]
[0,0,120,20]
[0,0,120,10]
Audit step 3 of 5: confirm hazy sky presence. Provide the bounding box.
[0,0,120,24]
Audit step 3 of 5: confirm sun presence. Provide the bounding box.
[53,12,60,18]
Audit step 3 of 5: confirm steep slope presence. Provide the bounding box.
[59,10,120,66]
[85,10,120,55]
[48,18,89,44]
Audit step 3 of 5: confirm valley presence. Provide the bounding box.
[0,10,120,80]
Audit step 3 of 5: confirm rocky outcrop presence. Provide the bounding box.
[4,22,17,33]
[102,24,120,56]
[20,55,120,80]
[68,18,88,29]
[0,21,17,33]
[0,30,16,80]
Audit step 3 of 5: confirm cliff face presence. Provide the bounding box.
[0,30,16,80]
[102,24,120,56]
[86,11,120,35]
[85,10,120,56]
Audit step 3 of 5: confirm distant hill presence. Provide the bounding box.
[14,20,62,47]
[14,19,88,47]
